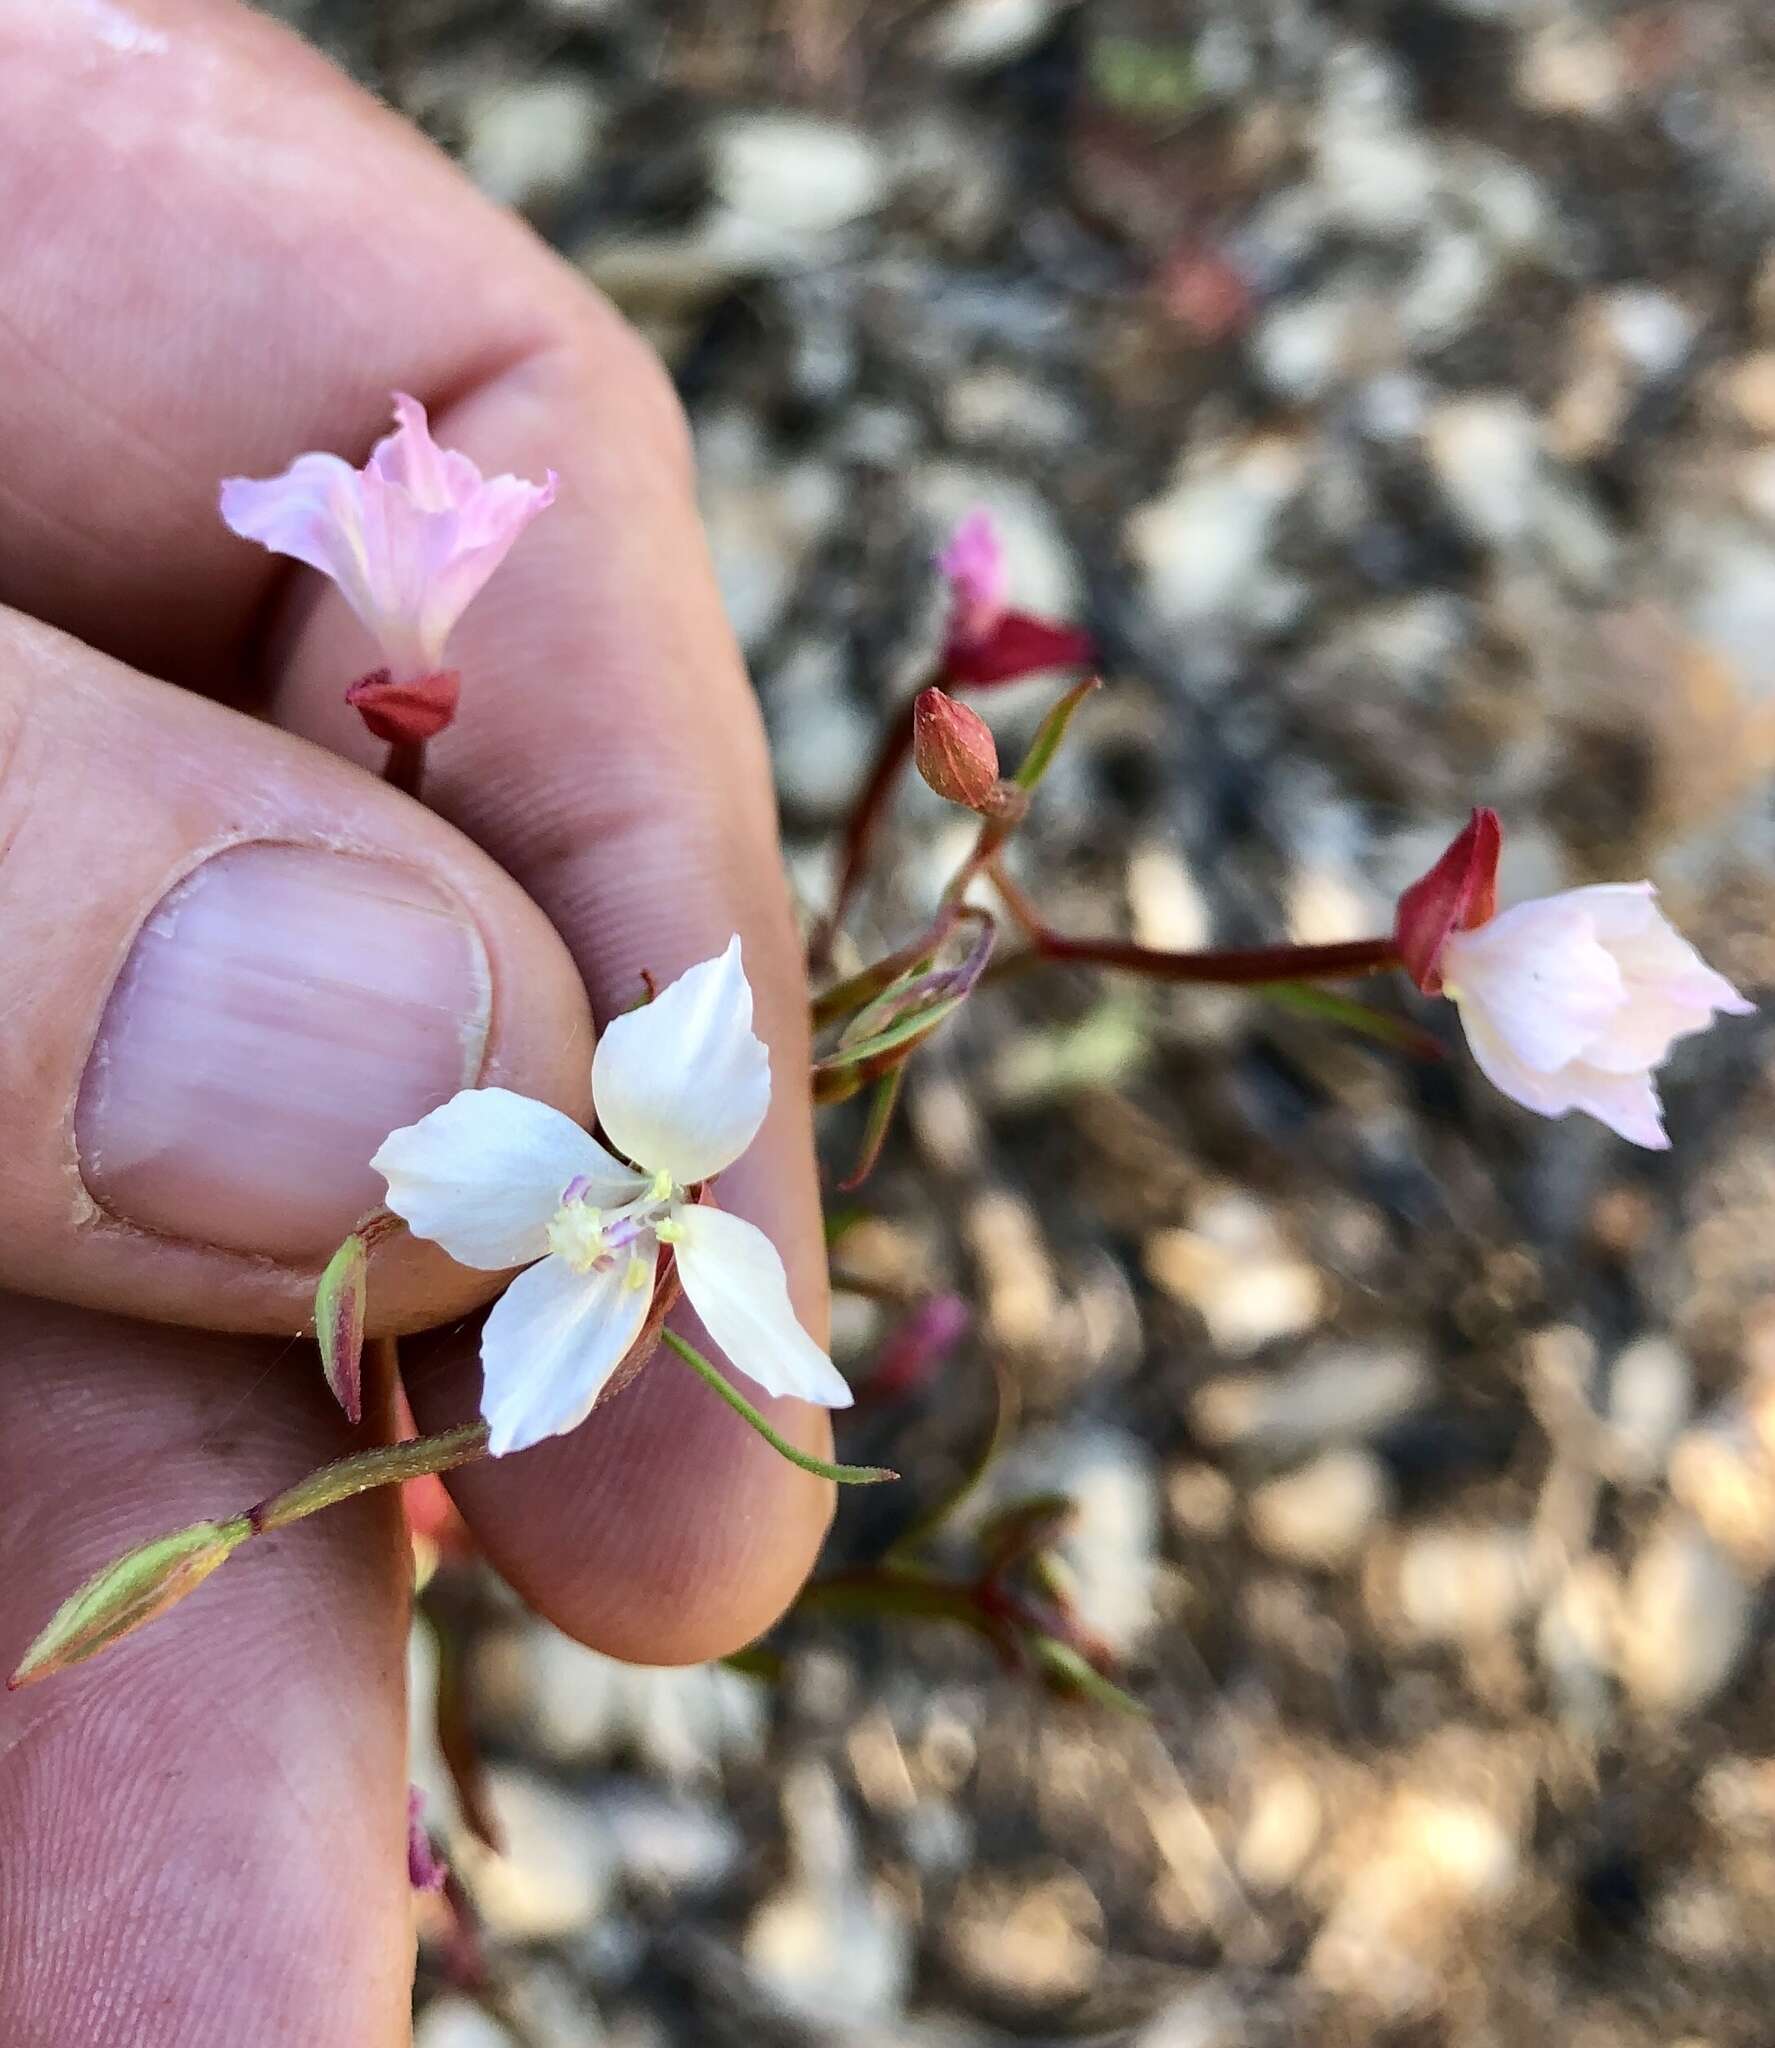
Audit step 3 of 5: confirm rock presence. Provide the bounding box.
[462,1769,613,1942]
[927,0,1061,70]
[489,1624,767,1782]
[1388,1524,1537,1642]
[766,637,875,817]
[697,415,841,653]
[462,76,604,211]
[1619,1512,1755,1716]
[1724,351,1775,435]
[943,365,1082,451]
[1252,287,1378,402]
[1517,20,1630,119]
[711,114,889,237]
[415,2000,519,2048]
[1126,434,1308,639]
[1127,842,1212,951]
[1602,1336,1693,1484]
[1147,1191,1326,1356]
[1248,1449,1391,1569]
[600,1786,742,1897]
[976,1424,1162,1654]
[1423,394,1542,548]
[1312,50,1443,239]
[943,1862,1104,2006]
[1235,1767,1324,1891]
[1193,1342,1428,1461]
[745,1763,913,2026]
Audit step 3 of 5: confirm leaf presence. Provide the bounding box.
[314,1233,369,1425]
[9,1517,252,1688]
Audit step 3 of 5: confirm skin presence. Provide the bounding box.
[0,4,832,2040]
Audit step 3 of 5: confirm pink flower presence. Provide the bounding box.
[1437,883,1752,1149]
[936,509,1009,651]
[933,509,1094,686]
[219,393,556,683]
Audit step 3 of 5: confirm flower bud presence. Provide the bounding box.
[1394,806,1502,994]
[914,688,1001,811]
[9,1517,251,1688]
[344,667,462,746]
[315,1232,369,1426]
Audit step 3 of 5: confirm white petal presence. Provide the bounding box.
[480,1246,659,1456]
[674,1206,853,1408]
[1443,900,1631,1072]
[373,1087,645,1270]
[592,938,771,1184]
[1566,1063,1670,1149]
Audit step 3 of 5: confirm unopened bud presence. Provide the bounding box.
[914,688,1000,811]
[9,1517,251,1688]
[315,1233,369,1426]
[345,667,461,745]
[1394,806,1502,993]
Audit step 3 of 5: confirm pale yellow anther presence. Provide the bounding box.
[648,1167,675,1203]
[546,1202,608,1274]
[655,1216,686,1245]
[623,1253,651,1292]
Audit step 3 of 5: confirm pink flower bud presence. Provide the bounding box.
[343,667,462,747]
[1394,807,1502,994]
[1439,883,1752,1149]
[220,392,555,687]
[914,687,1001,810]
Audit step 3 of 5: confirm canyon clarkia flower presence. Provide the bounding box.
[373,939,851,1455]
[1437,883,1751,1149]
[219,392,556,683]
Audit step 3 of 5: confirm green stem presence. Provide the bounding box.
[662,1331,897,1484]
[250,1421,489,1534]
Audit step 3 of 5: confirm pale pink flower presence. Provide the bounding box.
[373,939,851,1456]
[1438,883,1752,1149]
[936,508,1009,650]
[219,393,556,681]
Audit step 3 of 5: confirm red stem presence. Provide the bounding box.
[991,862,1399,984]
[383,740,426,800]
[811,699,918,966]
[1033,931,1401,984]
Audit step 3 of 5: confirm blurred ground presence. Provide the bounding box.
[272,3,1775,2041]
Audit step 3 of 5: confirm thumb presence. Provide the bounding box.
[0,607,592,1335]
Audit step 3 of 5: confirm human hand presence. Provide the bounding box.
[0,6,830,2039]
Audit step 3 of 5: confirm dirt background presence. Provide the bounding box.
[270,3,1775,2041]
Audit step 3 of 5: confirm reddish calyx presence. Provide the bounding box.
[943,612,1094,688]
[345,667,462,746]
[1394,806,1502,994]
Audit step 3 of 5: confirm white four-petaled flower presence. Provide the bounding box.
[373,939,851,1455]
[1438,883,1752,1149]
[220,392,556,682]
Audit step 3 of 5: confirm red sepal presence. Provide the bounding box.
[942,612,1094,687]
[345,667,461,745]
[1394,807,1502,994]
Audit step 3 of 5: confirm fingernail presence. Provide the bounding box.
[76,845,491,1260]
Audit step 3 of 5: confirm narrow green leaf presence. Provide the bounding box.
[663,1331,896,1484]
[9,1517,252,1688]
[1013,675,1101,793]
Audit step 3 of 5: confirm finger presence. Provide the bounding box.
[6,0,836,1659]
[0,607,592,1335]
[0,1296,413,2045]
